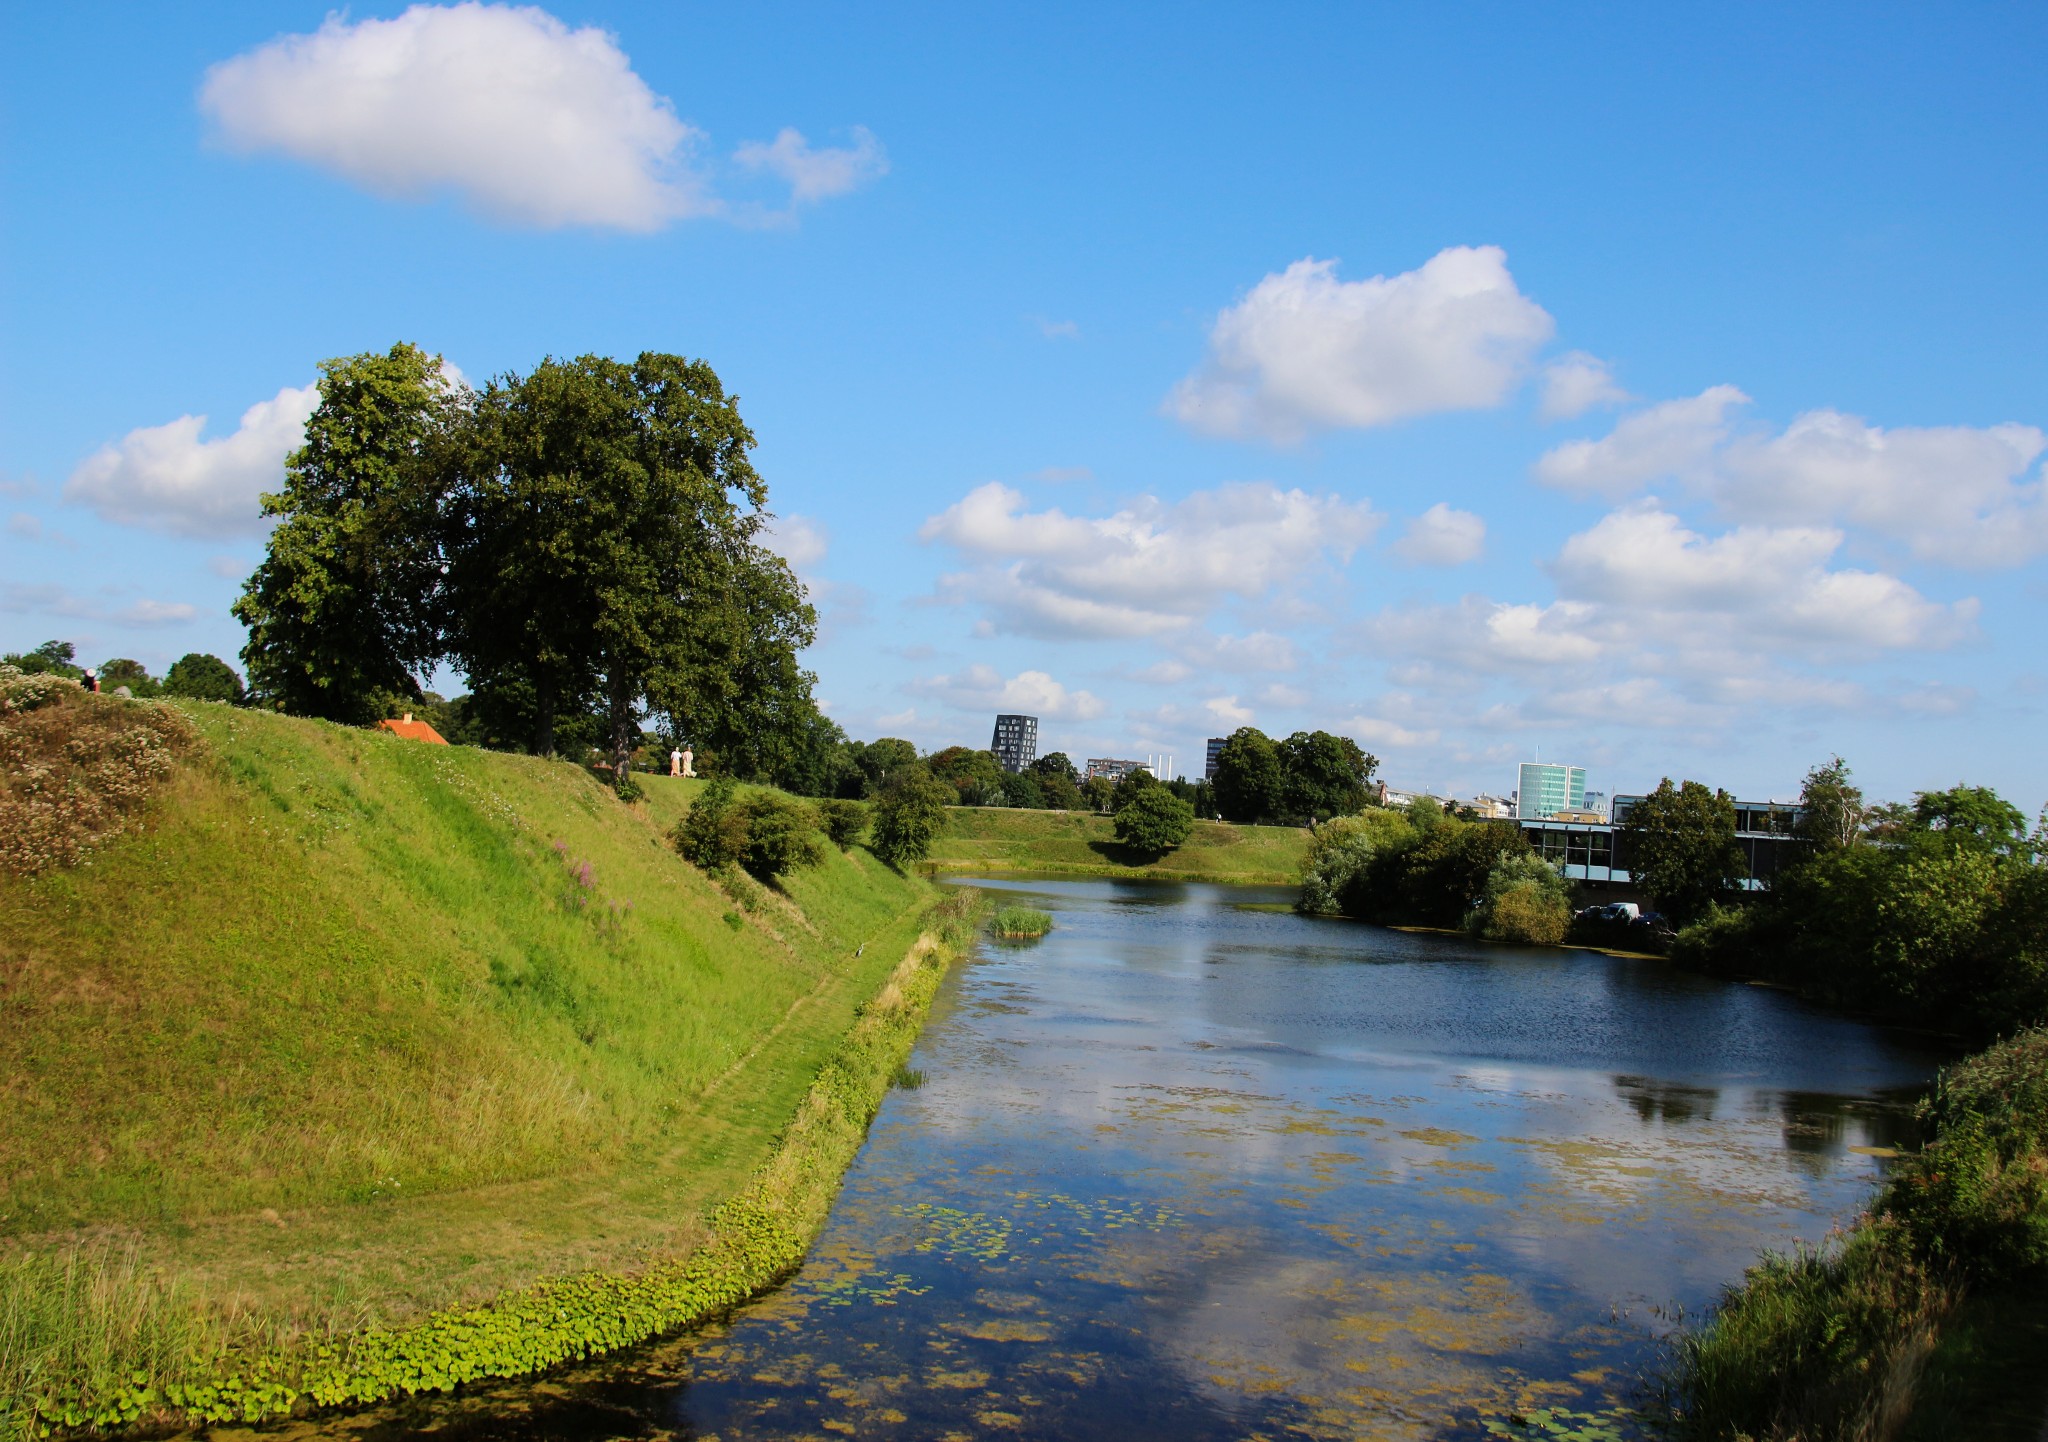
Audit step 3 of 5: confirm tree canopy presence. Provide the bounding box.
[234,343,821,788]
[1212,726,1377,824]
[1620,778,1746,925]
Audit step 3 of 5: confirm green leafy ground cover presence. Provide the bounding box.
[924,805,1311,884]
[0,691,960,1436]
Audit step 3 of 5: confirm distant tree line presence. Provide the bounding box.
[1209,726,1378,825]
[1669,759,2047,1041]
[2,640,245,703]
[1297,800,1570,943]
[233,343,819,790]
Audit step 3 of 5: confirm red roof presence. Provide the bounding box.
[376,715,448,745]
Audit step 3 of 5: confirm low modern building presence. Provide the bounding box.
[1522,793,1806,895]
[1516,761,1587,820]
[1204,736,1226,781]
[990,713,1039,773]
[1085,758,1151,784]
[1464,794,1515,820]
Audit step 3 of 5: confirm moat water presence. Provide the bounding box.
[323,877,1944,1441]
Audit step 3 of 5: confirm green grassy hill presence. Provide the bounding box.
[0,685,960,1435]
[926,804,1311,884]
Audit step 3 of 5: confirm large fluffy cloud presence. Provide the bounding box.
[200,4,883,230]
[65,384,319,537]
[1550,506,1975,651]
[1716,411,2048,567]
[920,481,1382,638]
[1166,247,1554,442]
[908,664,1106,721]
[1537,390,2048,565]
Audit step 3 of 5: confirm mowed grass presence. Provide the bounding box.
[0,696,936,1354]
[927,805,1311,884]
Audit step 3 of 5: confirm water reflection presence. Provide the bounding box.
[302,877,1945,1442]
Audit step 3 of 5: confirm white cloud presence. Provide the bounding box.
[1550,506,1974,652]
[1393,503,1485,566]
[201,4,884,230]
[1533,385,1749,498]
[1539,351,1629,421]
[1204,695,1256,728]
[202,4,715,231]
[761,513,828,572]
[1715,410,2048,567]
[1128,660,1194,685]
[65,383,319,538]
[1,583,198,628]
[908,664,1106,721]
[6,513,41,541]
[920,481,1381,638]
[733,126,887,206]
[1537,391,2048,567]
[1166,246,1554,442]
[206,555,250,580]
[1343,715,1441,750]
[1030,317,1081,341]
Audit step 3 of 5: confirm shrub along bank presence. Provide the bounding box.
[1295,799,1574,945]
[1672,1026,2048,1441]
[0,680,967,1438]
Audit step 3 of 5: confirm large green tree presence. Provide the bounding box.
[449,352,814,777]
[163,654,245,704]
[1278,730,1376,822]
[1621,778,1746,925]
[1212,727,1285,824]
[235,343,458,723]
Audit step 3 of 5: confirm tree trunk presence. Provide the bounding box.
[608,673,637,783]
[536,677,556,759]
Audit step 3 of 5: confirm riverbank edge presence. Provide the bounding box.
[1669,1024,2048,1441]
[920,859,1301,886]
[38,891,983,1438]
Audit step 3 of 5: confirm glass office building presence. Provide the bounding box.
[1516,762,1587,820]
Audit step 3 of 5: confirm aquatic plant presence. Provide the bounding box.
[988,904,1052,939]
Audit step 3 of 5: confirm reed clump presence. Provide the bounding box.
[989,903,1052,939]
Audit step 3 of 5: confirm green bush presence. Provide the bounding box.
[871,766,952,869]
[1112,786,1193,857]
[672,774,748,869]
[1673,1026,2048,1440]
[1469,853,1570,945]
[817,798,868,851]
[737,793,824,880]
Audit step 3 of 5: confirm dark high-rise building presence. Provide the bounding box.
[1204,736,1227,781]
[991,714,1039,773]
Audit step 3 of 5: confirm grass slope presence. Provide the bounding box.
[926,805,1310,884]
[0,692,950,1433]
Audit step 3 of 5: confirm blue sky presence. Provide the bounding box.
[5,3,2046,809]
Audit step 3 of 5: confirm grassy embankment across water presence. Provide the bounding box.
[925,804,1311,885]
[0,685,973,1438]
